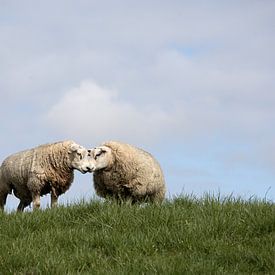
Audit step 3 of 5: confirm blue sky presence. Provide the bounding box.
[1,1,275,211]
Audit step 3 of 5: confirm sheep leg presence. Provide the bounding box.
[17,200,31,212]
[17,202,24,212]
[51,189,58,208]
[0,193,8,211]
[17,201,26,212]
[26,176,41,210]
[0,181,10,211]
[32,194,41,210]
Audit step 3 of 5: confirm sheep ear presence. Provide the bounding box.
[69,143,80,153]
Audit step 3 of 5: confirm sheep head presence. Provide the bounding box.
[68,143,95,173]
[89,146,114,171]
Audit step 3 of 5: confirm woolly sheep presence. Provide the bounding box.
[0,140,94,212]
[90,141,166,203]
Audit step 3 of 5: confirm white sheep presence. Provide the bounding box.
[0,140,94,212]
[90,141,166,203]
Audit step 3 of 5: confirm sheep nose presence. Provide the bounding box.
[86,167,92,172]
[86,166,95,172]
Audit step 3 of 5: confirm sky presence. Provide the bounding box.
[1,1,275,211]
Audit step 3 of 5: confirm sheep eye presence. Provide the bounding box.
[95,153,100,159]
[95,151,103,159]
[77,152,83,160]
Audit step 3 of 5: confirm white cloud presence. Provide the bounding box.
[46,80,175,146]
[45,67,275,150]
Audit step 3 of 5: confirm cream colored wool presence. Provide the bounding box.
[92,141,166,203]
[0,140,92,211]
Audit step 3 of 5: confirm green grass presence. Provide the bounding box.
[0,195,275,274]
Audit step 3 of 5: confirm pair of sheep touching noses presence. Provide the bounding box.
[0,140,166,212]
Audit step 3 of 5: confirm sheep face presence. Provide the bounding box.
[68,143,95,173]
[90,146,113,171]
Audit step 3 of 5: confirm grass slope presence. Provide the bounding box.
[0,196,275,274]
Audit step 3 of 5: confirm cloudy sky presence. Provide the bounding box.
[1,1,275,210]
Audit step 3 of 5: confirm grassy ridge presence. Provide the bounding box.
[0,196,275,274]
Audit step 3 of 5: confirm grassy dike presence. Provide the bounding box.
[0,196,274,274]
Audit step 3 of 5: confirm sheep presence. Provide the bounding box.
[0,140,94,212]
[90,141,166,203]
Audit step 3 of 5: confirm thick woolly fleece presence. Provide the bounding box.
[93,141,166,203]
[0,141,76,207]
